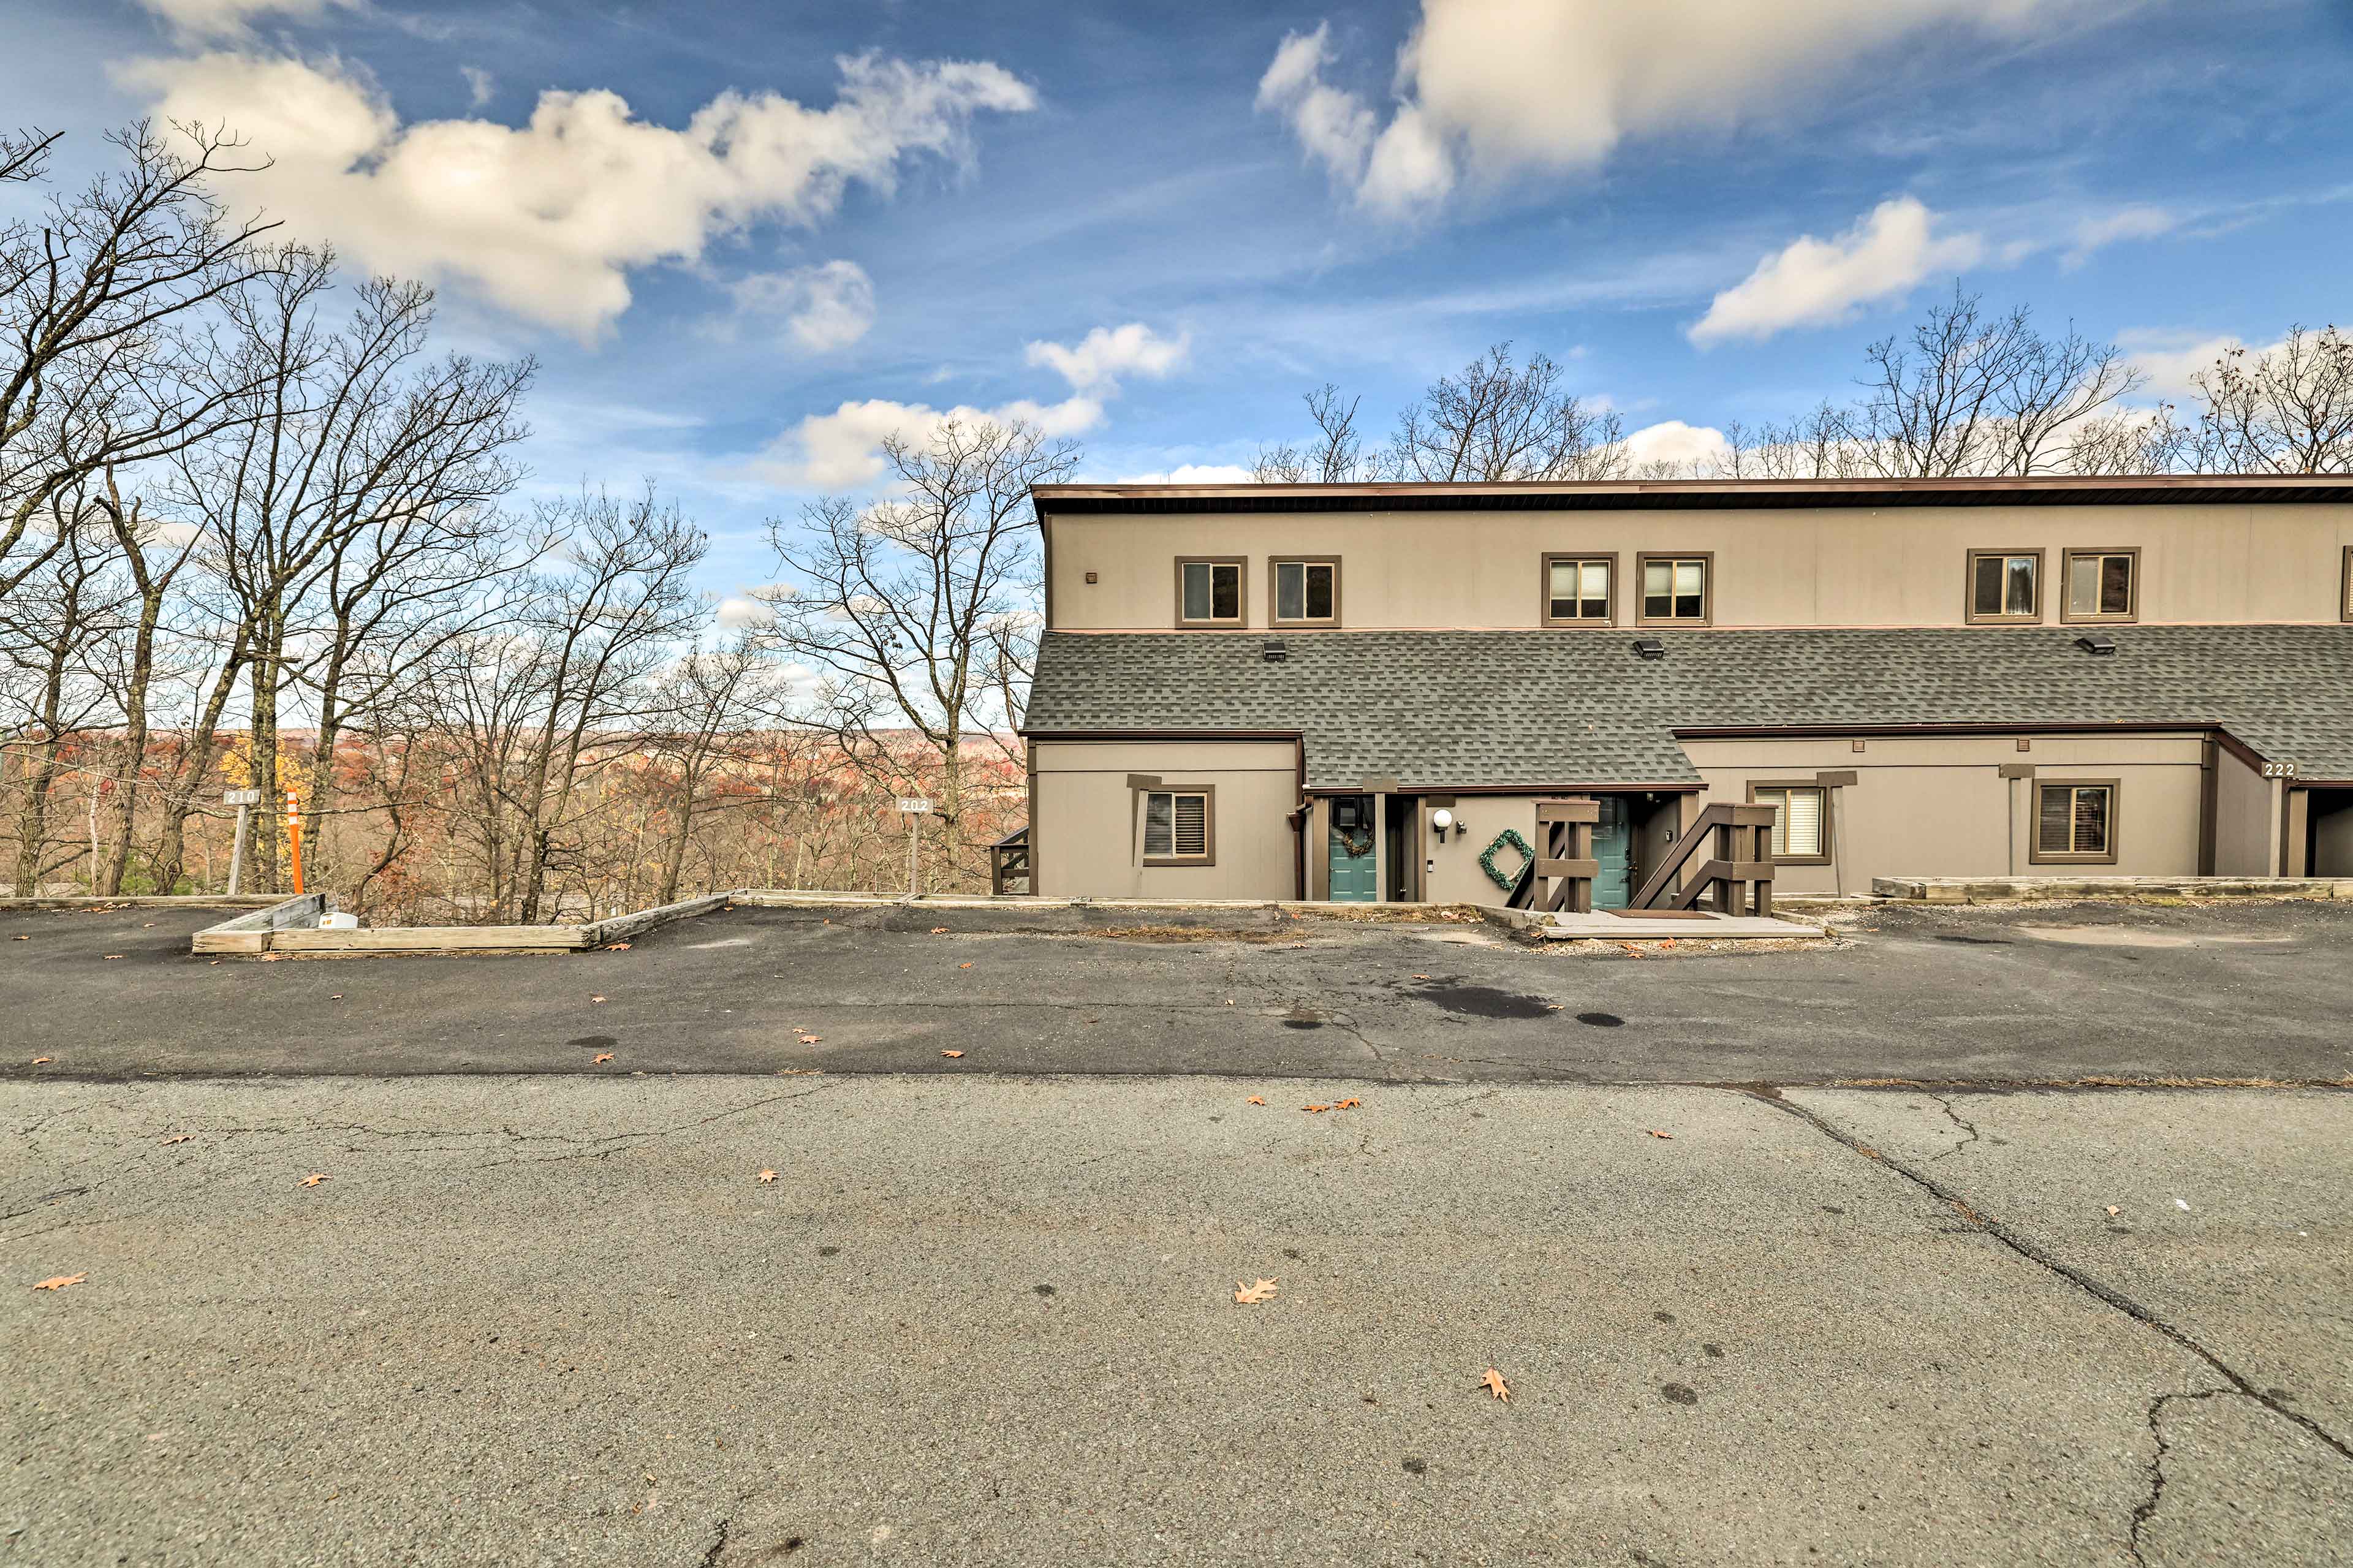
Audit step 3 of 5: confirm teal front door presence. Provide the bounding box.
[1328,795,1377,902]
[1593,796,1632,908]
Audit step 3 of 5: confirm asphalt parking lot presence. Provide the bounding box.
[4,896,2352,1086]
[5,1075,2347,1566]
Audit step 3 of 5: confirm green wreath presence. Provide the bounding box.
[1479,828,1535,890]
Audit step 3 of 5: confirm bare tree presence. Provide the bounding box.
[1,121,281,598]
[1378,343,1627,482]
[761,415,1076,875]
[645,636,783,906]
[1,498,131,892]
[2192,325,2353,474]
[1252,384,1365,482]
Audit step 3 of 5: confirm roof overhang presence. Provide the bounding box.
[1033,474,2353,517]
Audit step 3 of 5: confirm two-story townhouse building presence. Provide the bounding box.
[1016,475,2353,904]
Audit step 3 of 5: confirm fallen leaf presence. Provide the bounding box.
[31,1056,51,1065]
[594,1052,614,1064]
[300,1173,327,1187]
[1233,1278,1278,1305]
[1545,1004,1563,1010]
[941,1050,964,1058]
[1412,973,1429,980]
[929,927,949,934]
[162,1135,192,1145]
[1620,944,1643,957]
[1481,1368,1512,1402]
[330,994,342,1000]
[798,1033,820,1045]
[104,954,124,960]
[589,995,607,1004]
[1303,1104,1330,1113]
[1245,1096,1265,1105]
[605,942,631,952]
[757,1170,778,1184]
[1333,1098,1362,1110]
[2105,1205,2121,1218]
[31,1273,86,1291]
[1645,1129,1673,1140]
[957,962,973,969]
[259,952,284,961]
[11,934,28,940]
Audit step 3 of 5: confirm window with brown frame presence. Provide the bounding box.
[1142,787,1214,865]
[2031,780,2118,865]
[1175,558,1245,626]
[1967,549,2042,623]
[1637,554,1710,624]
[2061,548,2137,623]
[1749,783,1830,864]
[1270,558,1340,626]
[1542,555,1614,624]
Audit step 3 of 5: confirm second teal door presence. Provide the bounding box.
[1328,795,1377,902]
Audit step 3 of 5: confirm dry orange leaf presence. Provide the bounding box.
[1333,1098,1361,1110]
[589,995,607,1004]
[10,934,28,941]
[31,1056,51,1065]
[103,954,124,960]
[32,1273,86,1291]
[798,1033,820,1045]
[757,1170,778,1184]
[1412,973,1429,980]
[1481,1368,1511,1402]
[1303,1104,1330,1113]
[941,1050,964,1058]
[300,1173,327,1187]
[162,1134,192,1145]
[1645,1129,1673,1140]
[605,942,631,951]
[957,961,974,969]
[1246,1095,1265,1105]
[1233,1278,1278,1304]
[594,1052,614,1064]
[929,927,949,934]
[258,952,285,961]
[2105,1205,2122,1218]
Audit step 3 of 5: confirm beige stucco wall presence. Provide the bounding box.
[2211,746,2278,876]
[1047,503,2353,631]
[1029,740,1298,900]
[1683,733,2210,893]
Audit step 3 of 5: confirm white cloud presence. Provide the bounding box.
[116,50,1035,338]
[136,0,354,40]
[714,596,775,629]
[729,260,877,352]
[2061,205,2176,269]
[1263,1,2118,219]
[1688,197,1985,345]
[1624,420,1732,471]
[460,65,494,109]
[756,395,1105,489]
[2116,328,2281,401]
[1024,323,1190,393]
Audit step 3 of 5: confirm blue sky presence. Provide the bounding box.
[9,0,2353,608]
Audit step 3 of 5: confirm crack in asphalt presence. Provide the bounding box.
[2126,1387,2238,1567]
[1924,1093,1982,1162]
[1752,1088,2353,1485]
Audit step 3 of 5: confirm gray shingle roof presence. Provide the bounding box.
[1023,626,2353,789]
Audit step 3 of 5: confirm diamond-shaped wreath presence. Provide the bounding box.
[1478,828,1535,890]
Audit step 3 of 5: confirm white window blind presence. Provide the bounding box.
[1145,791,1209,859]
[2037,785,2110,856]
[1756,786,1824,858]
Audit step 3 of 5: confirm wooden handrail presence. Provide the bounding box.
[990,825,1032,896]
[1626,802,1778,915]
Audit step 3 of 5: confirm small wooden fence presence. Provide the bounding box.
[1507,798,1778,917]
[990,826,1032,896]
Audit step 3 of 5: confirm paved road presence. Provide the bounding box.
[6,1075,2347,1566]
[6,898,2352,1086]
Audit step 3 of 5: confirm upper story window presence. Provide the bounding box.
[1543,555,1614,624]
[1638,554,1711,624]
[1968,550,2042,623]
[2063,548,2138,623]
[1270,558,1340,626]
[1176,558,1245,626]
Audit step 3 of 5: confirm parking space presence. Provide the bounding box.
[5,896,2351,1086]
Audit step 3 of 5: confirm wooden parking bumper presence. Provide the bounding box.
[190,890,732,956]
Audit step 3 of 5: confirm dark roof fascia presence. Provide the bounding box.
[1672,719,2272,767]
[1303,782,1704,796]
[1019,727,1305,742]
[1033,474,2353,518]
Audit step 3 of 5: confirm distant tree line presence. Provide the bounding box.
[1253,289,2353,483]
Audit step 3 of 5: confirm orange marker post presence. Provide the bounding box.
[285,793,305,895]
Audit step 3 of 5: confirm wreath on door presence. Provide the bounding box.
[1479,828,1535,890]
[1333,822,1374,858]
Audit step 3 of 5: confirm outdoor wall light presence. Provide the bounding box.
[1430,808,1455,842]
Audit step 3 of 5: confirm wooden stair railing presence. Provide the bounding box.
[989,825,1032,896]
[1624,802,1778,917]
[1532,799,1601,914]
